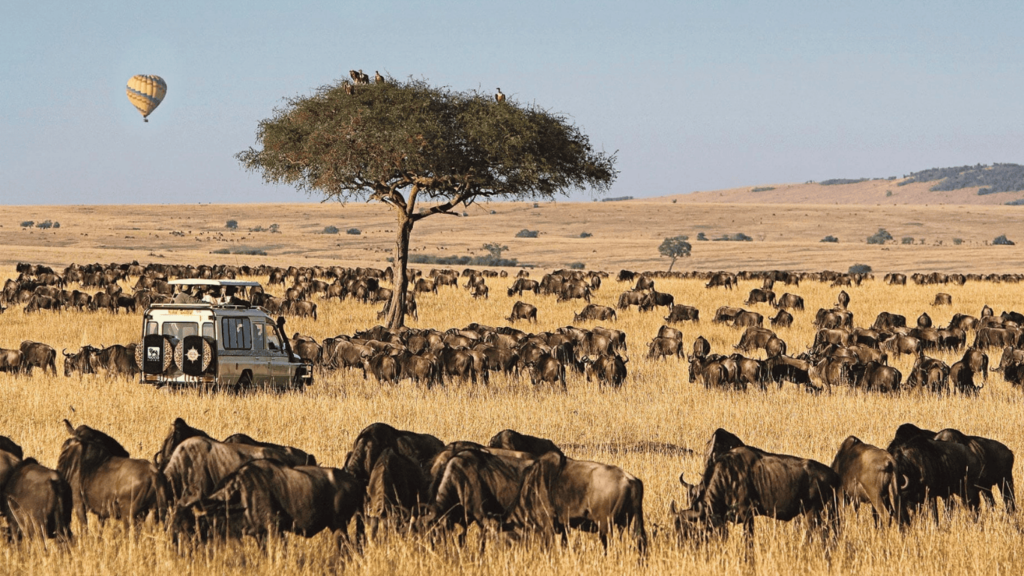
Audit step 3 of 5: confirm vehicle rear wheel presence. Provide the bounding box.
[236,370,253,391]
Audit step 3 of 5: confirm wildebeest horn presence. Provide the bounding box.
[64,419,75,435]
[669,500,678,514]
[900,474,910,490]
[678,472,692,488]
[63,348,71,357]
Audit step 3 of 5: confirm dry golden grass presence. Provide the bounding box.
[3,200,1024,274]
[2,263,1024,575]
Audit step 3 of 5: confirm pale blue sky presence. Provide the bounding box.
[2,1,1023,204]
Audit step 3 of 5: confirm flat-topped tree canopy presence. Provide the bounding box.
[237,75,617,327]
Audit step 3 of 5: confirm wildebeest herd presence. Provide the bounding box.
[5,261,1024,397]
[0,419,1013,556]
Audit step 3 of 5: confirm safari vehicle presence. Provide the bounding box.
[138,279,311,390]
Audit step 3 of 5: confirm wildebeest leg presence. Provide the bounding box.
[1001,478,1016,513]
[979,487,997,510]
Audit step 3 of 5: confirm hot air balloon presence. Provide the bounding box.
[126,75,167,122]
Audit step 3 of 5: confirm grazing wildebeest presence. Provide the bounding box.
[419,448,534,539]
[365,448,429,535]
[57,421,169,525]
[507,301,538,323]
[0,445,73,540]
[573,304,616,323]
[733,327,776,353]
[0,348,25,374]
[582,354,628,387]
[674,442,840,543]
[906,356,950,393]
[664,304,699,323]
[931,428,1015,513]
[830,436,899,523]
[344,422,445,483]
[770,309,794,328]
[648,337,684,360]
[873,311,907,331]
[487,430,562,456]
[507,278,540,297]
[775,293,805,311]
[19,341,57,375]
[744,288,776,307]
[171,459,364,544]
[705,272,736,289]
[934,293,952,306]
[509,451,647,553]
[887,424,983,522]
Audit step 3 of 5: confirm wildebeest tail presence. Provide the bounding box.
[630,478,648,555]
[53,475,74,541]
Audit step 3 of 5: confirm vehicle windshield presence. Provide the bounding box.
[162,322,198,340]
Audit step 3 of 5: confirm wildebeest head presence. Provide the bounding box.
[154,418,214,470]
[63,346,97,377]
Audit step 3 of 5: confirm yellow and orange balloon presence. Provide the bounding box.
[126,75,167,122]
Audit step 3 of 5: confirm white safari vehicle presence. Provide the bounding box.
[138,279,311,390]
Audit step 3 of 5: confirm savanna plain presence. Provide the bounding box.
[2,201,1024,575]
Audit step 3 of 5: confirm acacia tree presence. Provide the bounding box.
[658,236,691,272]
[238,77,616,328]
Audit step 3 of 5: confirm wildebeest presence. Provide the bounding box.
[770,309,794,328]
[487,430,562,457]
[733,327,776,353]
[873,311,907,331]
[19,341,57,375]
[156,418,314,505]
[675,439,840,543]
[344,423,445,483]
[830,436,899,523]
[582,354,627,387]
[775,293,805,311]
[648,337,684,360]
[57,421,169,525]
[836,290,850,309]
[932,428,1015,513]
[0,444,73,540]
[744,288,775,307]
[171,459,364,544]
[0,347,25,374]
[366,447,429,535]
[507,301,537,323]
[934,293,953,306]
[507,278,539,297]
[664,304,699,323]
[509,451,647,553]
[886,423,982,521]
[573,304,616,323]
[705,272,736,289]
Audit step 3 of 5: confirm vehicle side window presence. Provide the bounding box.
[253,322,266,351]
[145,321,158,335]
[221,317,252,350]
[202,322,215,339]
[267,326,283,352]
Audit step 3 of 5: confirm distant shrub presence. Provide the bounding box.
[35,220,53,229]
[1006,198,1024,206]
[867,228,893,245]
[211,247,268,255]
[953,237,963,245]
[20,221,33,228]
[53,222,60,228]
[225,219,238,230]
[322,225,340,234]
[462,211,468,217]
[751,186,775,192]
[821,178,869,186]
[516,229,539,238]
[901,236,914,245]
[490,210,496,214]
[579,232,592,238]
[211,248,230,254]
[567,262,586,270]
[533,203,539,208]
[820,235,838,243]
[408,254,519,266]
[886,190,893,197]
[713,233,752,242]
[346,228,362,235]
[696,232,708,241]
[849,264,872,274]
[993,234,1015,246]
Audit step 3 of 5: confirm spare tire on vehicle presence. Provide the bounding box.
[176,335,217,377]
[142,334,175,375]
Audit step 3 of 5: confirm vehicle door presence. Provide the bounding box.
[266,323,293,386]
[219,316,264,385]
[251,321,272,385]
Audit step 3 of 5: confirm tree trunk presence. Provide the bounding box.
[668,256,677,273]
[384,216,414,329]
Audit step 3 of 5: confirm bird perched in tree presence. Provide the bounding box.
[495,88,506,103]
[343,82,354,95]
[349,70,359,83]
[358,70,370,84]
[375,71,385,84]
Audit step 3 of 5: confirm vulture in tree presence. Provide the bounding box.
[349,70,360,83]
[358,70,370,84]
[375,71,385,84]
[344,82,354,95]
[495,88,506,103]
